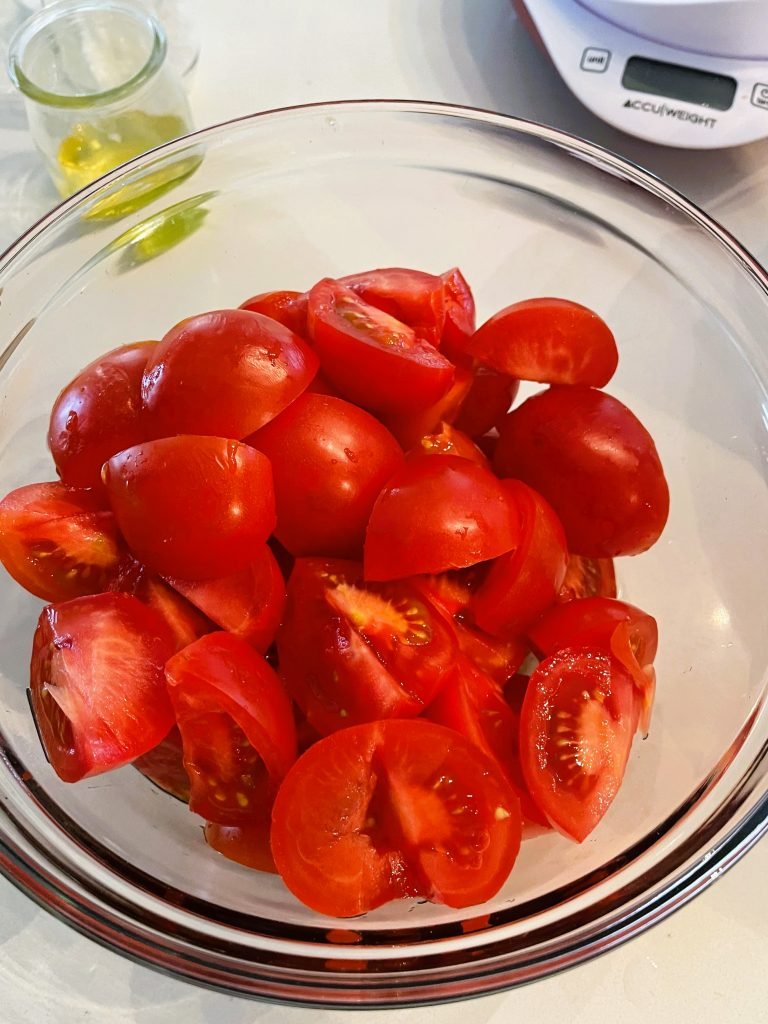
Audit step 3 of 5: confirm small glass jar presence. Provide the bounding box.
[7,0,195,215]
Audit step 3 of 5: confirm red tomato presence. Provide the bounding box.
[307,279,455,416]
[494,387,670,557]
[277,559,457,736]
[165,631,297,824]
[239,289,309,337]
[0,482,122,603]
[364,455,518,581]
[205,817,277,873]
[472,480,568,637]
[141,309,318,439]
[48,342,155,490]
[558,554,617,603]
[250,393,403,558]
[528,596,658,733]
[29,593,176,782]
[409,422,490,469]
[270,719,521,916]
[470,298,618,387]
[384,365,473,449]
[339,267,446,346]
[165,544,285,653]
[411,572,527,688]
[454,366,520,439]
[111,557,212,652]
[440,268,475,351]
[519,647,639,841]
[133,726,190,801]
[104,436,275,579]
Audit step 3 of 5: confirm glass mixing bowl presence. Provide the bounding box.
[0,101,766,1007]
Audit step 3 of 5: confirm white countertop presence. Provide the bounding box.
[1,1,767,1020]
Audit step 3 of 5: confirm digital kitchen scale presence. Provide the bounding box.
[516,0,768,147]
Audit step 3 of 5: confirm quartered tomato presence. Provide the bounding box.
[453,366,520,440]
[519,647,639,841]
[239,289,309,337]
[472,480,569,638]
[494,387,670,557]
[111,557,212,652]
[104,436,275,579]
[48,341,155,490]
[440,267,475,351]
[0,482,122,603]
[165,631,297,824]
[470,298,618,387]
[340,267,446,346]
[558,554,617,603]
[205,817,277,873]
[277,559,457,736]
[29,593,176,782]
[250,393,404,558]
[133,726,190,801]
[528,596,658,733]
[307,279,455,416]
[410,422,490,469]
[141,308,318,439]
[364,455,518,581]
[384,365,473,449]
[165,544,285,653]
[271,719,522,916]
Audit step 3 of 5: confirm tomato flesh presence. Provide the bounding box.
[29,593,176,782]
[384,365,473,449]
[111,558,212,652]
[270,719,521,916]
[454,366,520,440]
[239,289,309,338]
[519,647,639,841]
[0,482,122,603]
[440,268,476,351]
[339,267,446,346]
[558,554,617,603]
[410,422,490,469]
[205,817,277,873]
[133,725,190,801]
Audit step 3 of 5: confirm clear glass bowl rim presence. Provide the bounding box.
[0,99,767,1008]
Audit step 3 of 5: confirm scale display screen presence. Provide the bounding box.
[622,56,737,111]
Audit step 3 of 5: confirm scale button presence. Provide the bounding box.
[751,83,768,109]
[580,47,611,73]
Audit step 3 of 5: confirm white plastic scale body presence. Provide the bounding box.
[518,0,768,148]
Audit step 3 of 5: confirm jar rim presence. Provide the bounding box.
[7,0,167,109]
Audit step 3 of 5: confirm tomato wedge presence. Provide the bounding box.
[0,482,122,603]
[165,544,285,653]
[558,554,617,603]
[165,632,297,824]
[410,422,490,468]
[470,298,618,387]
[104,436,275,579]
[519,647,639,841]
[472,480,568,637]
[111,557,212,652]
[307,279,455,416]
[239,289,309,338]
[205,817,277,873]
[364,455,518,581]
[29,593,176,782]
[454,366,520,440]
[528,596,658,733]
[339,267,446,346]
[440,267,475,351]
[133,725,190,801]
[384,365,473,449]
[271,719,521,916]
[48,341,155,490]
[277,559,457,736]
[142,308,318,439]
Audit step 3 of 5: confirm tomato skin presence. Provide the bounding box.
[48,342,155,490]
[384,365,473,449]
[519,647,639,841]
[250,393,404,558]
[339,267,446,346]
[165,544,285,653]
[239,290,309,338]
[454,366,520,440]
[104,436,275,579]
[558,554,617,603]
[307,279,455,416]
[528,596,658,732]
[410,422,490,469]
[29,593,177,782]
[165,631,297,824]
[440,268,475,351]
[270,719,521,916]
[364,455,518,581]
[205,818,277,873]
[0,482,122,603]
[141,309,318,439]
[494,387,670,557]
[472,480,569,637]
[277,559,457,736]
[470,298,618,387]
[133,725,190,801]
